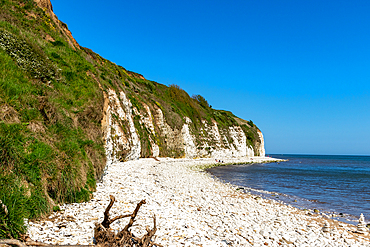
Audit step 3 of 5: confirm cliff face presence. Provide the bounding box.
[33,0,79,49]
[0,0,263,239]
[103,88,265,165]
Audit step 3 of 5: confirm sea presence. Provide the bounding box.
[207,154,370,225]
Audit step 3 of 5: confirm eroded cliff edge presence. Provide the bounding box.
[103,86,265,164]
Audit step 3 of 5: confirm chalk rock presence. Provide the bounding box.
[357,213,368,235]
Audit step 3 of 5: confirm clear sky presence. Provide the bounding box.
[51,0,370,155]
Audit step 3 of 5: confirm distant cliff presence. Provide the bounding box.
[103,86,265,165]
[0,0,264,238]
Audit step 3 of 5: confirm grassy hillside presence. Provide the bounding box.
[0,0,262,239]
[0,0,107,238]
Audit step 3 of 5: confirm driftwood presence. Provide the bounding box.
[0,238,50,247]
[1,195,160,247]
[149,157,159,162]
[0,240,92,247]
[94,195,162,247]
[0,239,27,247]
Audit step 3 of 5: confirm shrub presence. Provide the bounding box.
[192,94,210,109]
[51,40,65,47]
[0,175,29,239]
[0,29,57,82]
[0,123,51,238]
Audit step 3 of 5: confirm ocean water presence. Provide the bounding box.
[207,154,370,224]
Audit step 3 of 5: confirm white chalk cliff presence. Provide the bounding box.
[102,89,265,162]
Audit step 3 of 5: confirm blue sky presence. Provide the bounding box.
[51,0,370,155]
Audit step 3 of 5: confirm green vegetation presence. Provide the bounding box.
[240,122,261,155]
[0,29,57,82]
[0,0,105,238]
[0,123,50,238]
[52,205,60,212]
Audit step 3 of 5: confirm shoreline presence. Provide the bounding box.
[189,156,285,171]
[204,158,363,226]
[27,157,370,246]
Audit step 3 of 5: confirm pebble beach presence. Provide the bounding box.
[27,157,370,246]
